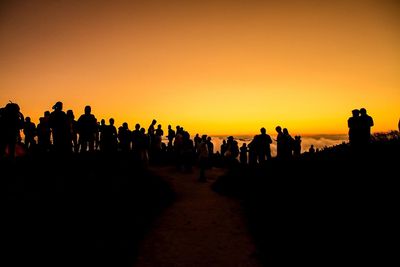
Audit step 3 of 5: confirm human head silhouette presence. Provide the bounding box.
[109,118,114,125]
[260,127,266,134]
[84,105,91,115]
[101,119,105,125]
[52,101,63,111]
[67,109,74,118]
[135,123,140,130]
[25,117,31,123]
[352,109,360,117]
[276,126,282,133]
[360,108,367,115]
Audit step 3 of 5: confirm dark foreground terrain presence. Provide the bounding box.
[2,135,399,266]
[213,139,399,266]
[3,153,174,267]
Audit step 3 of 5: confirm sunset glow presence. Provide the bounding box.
[1,0,399,135]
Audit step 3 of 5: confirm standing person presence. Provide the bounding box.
[359,108,374,146]
[101,118,117,154]
[23,117,36,151]
[198,135,209,182]
[49,101,71,155]
[0,102,24,159]
[118,122,131,153]
[66,110,78,153]
[77,105,97,153]
[148,119,157,140]
[182,131,194,172]
[275,126,284,159]
[225,136,239,166]
[282,128,294,159]
[239,143,248,165]
[206,137,214,157]
[131,123,141,154]
[254,127,273,164]
[248,137,257,166]
[293,136,302,157]
[155,124,164,149]
[37,117,51,153]
[348,109,361,147]
[167,125,176,148]
[138,127,150,167]
[220,139,227,158]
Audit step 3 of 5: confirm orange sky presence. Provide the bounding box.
[1,0,399,135]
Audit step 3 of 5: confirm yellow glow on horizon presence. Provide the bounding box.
[1,1,399,135]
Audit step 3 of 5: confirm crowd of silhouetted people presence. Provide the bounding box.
[1,101,383,176]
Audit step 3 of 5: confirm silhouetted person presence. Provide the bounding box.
[49,101,71,155]
[182,131,194,172]
[225,136,239,166]
[77,105,97,153]
[155,124,163,148]
[254,127,272,164]
[248,137,257,166]
[293,136,302,157]
[198,135,209,182]
[99,119,106,151]
[194,134,201,153]
[23,117,36,150]
[66,110,78,153]
[0,102,24,159]
[359,108,374,146]
[282,128,294,159]
[37,117,51,152]
[102,118,118,154]
[309,145,315,154]
[131,123,141,153]
[275,126,284,159]
[167,125,176,148]
[148,119,157,139]
[150,124,163,163]
[138,127,150,167]
[206,136,214,158]
[240,143,248,165]
[348,109,360,147]
[118,122,131,153]
[174,127,184,168]
[220,139,227,157]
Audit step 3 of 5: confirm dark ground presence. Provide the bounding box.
[3,153,175,267]
[213,141,399,266]
[2,138,399,266]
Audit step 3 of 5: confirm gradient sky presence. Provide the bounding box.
[1,0,399,135]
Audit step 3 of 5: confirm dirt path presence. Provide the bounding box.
[134,166,261,267]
